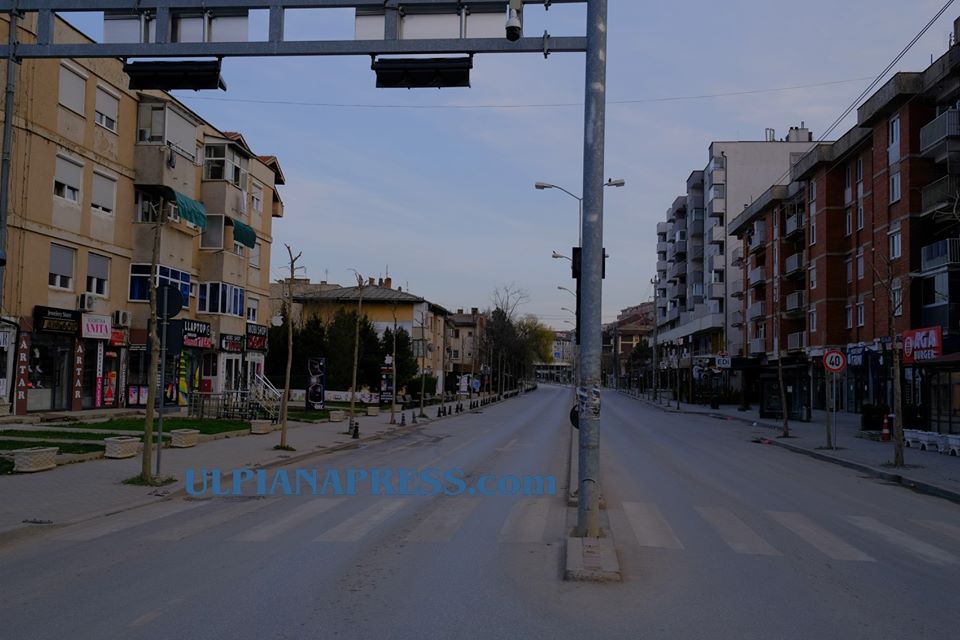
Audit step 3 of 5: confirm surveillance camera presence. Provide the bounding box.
[506,13,522,41]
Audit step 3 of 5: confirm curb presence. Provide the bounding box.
[622,390,960,506]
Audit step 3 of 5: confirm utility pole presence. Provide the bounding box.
[0,10,18,312]
[390,301,397,425]
[576,0,609,539]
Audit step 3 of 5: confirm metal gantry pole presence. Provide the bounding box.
[576,0,608,539]
[0,10,19,312]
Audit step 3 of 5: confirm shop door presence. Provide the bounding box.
[224,355,242,391]
[52,345,71,410]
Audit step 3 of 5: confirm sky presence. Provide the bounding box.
[61,1,958,328]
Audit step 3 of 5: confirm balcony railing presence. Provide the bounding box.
[921,237,960,272]
[668,261,687,280]
[748,266,766,286]
[748,229,766,253]
[785,291,806,312]
[784,252,804,275]
[689,245,704,261]
[689,218,704,237]
[707,282,725,299]
[921,175,960,215]
[920,109,960,154]
[675,240,688,256]
[730,310,744,327]
[708,198,726,217]
[749,338,766,355]
[730,246,743,267]
[748,300,765,320]
[709,223,726,245]
[784,213,804,238]
[787,331,807,351]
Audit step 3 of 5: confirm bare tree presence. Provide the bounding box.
[139,203,164,483]
[871,246,908,467]
[348,271,366,436]
[278,245,302,450]
[774,264,790,438]
[491,283,529,321]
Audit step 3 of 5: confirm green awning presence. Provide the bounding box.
[173,191,207,229]
[227,217,256,248]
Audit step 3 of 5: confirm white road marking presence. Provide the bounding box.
[55,501,207,541]
[846,516,959,566]
[696,506,781,556]
[621,502,684,549]
[129,610,162,627]
[913,519,960,544]
[768,511,873,562]
[147,499,277,541]
[405,499,479,543]
[316,499,409,542]
[227,499,345,542]
[498,499,551,543]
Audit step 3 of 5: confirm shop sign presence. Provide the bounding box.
[33,306,80,335]
[847,345,866,368]
[246,323,268,351]
[220,333,245,353]
[73,342,84,402]
[82,314,112,340]
[182,320,213,349]
[0,331,10,349]
[903,326,942,365]
[110,330,127,346]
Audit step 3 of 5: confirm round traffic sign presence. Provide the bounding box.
[823,349,846,373]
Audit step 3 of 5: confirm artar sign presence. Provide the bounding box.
[902,326,942,364]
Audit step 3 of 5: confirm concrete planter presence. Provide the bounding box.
[104,436,141,459]
[250,420,273,435]
[171,429,200,448]
[366,406,380,417]
[918,431,941,452]
[329,410,346,423]
[903,429,924,448]
[944,434,960,456]
[13,446,59,472]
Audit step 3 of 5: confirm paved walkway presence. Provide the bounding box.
[0,402,481,540]
[616,389,960,501]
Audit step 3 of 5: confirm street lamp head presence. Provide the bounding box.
[534,182,553,190]
[605,178,626,188]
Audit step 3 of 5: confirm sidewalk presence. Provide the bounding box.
[0,406,464,542]
[616,389,960,503]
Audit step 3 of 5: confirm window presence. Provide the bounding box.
[203,143,248,189]
[890,172,901,203]
[250,241,261,269]
[857,205,864,230]
[252,182,263,214]
[198,282,245,316]
[889,115,901,149]
[856,249,864,280]
[91,171,116,216]
[86,253,109,296]
[246,297,259,322]
[921,273,949,306]
[845,305,853,329]
[856,157,863,184]
[201,214,225,249]
[58,64,86,115]
[453,350,460,359]
[844,165,851,189]
[846,258,853,283]
[94,87,118,132]
[809,309,817,333]
[857,301,865,327]
[137,103,165,142]
[136,190,179,223]
[128,264,191,307]
[892,280,903,317]
[810,264,817,290]
[54,155,82,203]
[233,241,245,257]
[845,208,852,236]
[889,220,902,260]
[809,215,816,246]
[49,244,75,289]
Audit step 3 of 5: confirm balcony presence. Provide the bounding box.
[787,331,807,352]
[709,224,727,245]
[657,241,669,253]
[688,218,704,237]
[748,300,765,320]
[748,266,767,286]
[921,304,960,331]
[920,109,960,161]
[730,310,744,327]
[921,238,960,272]
[202,179,248,219]
[708,198,726,218]
[784,252,805,276]
[730,246,743,267]
[689,245,704,261]
[657,221,671,235]
[785,291,806,315]
[134,145,198,194]
[748,229,767,253]
[707,282,725,299]
[665,307,680,323]
[656,259,668,273]
[668,261,687,281]
[749,338,766,355]
[675,240,688,257]
[921,175,960,216]
[784,213,805,238]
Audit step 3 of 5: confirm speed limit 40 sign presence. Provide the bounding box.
[823,349,846,373]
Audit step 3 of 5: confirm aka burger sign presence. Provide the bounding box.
[902,326,942,364]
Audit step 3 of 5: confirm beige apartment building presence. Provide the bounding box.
[0,14,284,414]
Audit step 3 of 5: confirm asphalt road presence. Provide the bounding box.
[1,385,958,640]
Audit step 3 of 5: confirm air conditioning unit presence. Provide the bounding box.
[78,293,96,313]
[113,309,131,328]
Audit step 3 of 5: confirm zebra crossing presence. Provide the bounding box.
[46,496,960,568]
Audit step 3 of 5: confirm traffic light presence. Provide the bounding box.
[372,56,473,89]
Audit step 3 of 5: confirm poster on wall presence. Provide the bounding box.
[306,357,326,411]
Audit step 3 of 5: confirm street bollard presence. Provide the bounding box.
[437,406,442,418]
[351,419,360,439]
[400,412,406,426]
[412,411,417,424]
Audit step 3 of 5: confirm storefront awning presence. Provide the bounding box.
[226,217,256,248]
[173,191,208,229]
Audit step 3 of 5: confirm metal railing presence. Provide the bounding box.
[784,213,804,237]
[921,237,960,272]
[748,300,765,320]
[920,109,960,153]
[748,229,766,252]
[785,290,806,312]
[748,266,766,285]
[787,331,806,351]
[921,175,960,215]
[749,338,765,355]
[784,252,804,274]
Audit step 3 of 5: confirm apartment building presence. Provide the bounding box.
[0,14,284,414]
[653,127,817,398]
[449,307,485,379]
[725,16,960,433]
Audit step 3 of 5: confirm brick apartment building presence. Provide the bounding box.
[728,17,960,432]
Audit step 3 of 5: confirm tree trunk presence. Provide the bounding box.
[140,217,162,483]
[892,324,905,467]
[777,349,789,438]
[349,294,363,428]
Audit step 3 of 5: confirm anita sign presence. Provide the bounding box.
[902,326,942,365]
